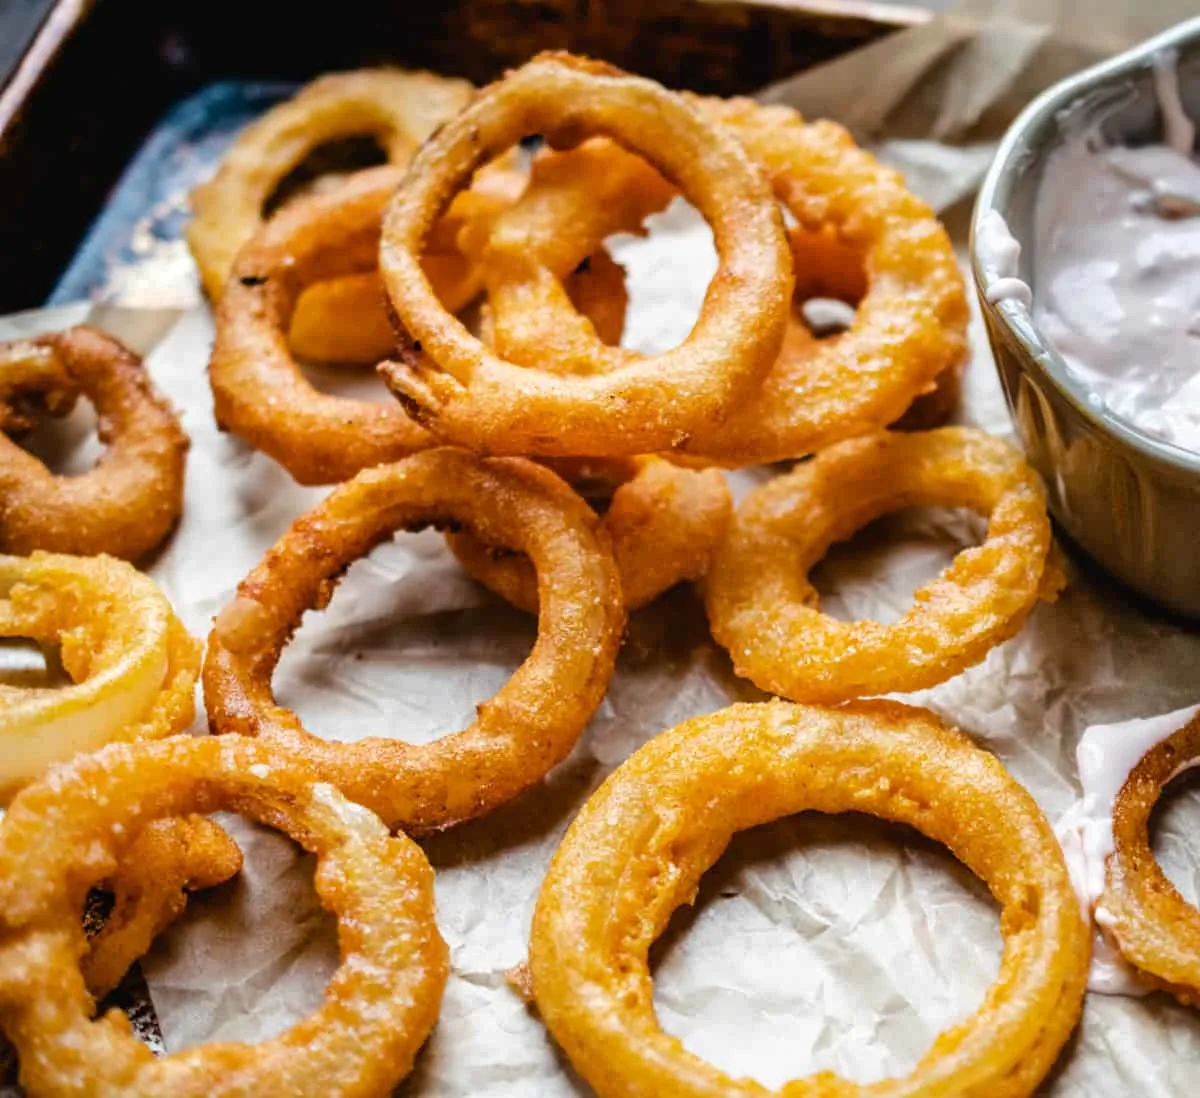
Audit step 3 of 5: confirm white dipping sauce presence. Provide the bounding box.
[1055,702,1200,997]
[1033,56,1200,452]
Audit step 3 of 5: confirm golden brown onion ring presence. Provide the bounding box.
[530,699,1089,1098]
[187,68,472,299]
[1102,711,1200,1005]
[203,448,624,832]
[706,428,1063,704]
[378,52,792,457]
[0,551,200,803]
[83,816,243,1001]
[0,735,448,1097]
[0,327,188,560]
[449,456,730,613]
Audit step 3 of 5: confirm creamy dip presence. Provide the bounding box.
[1032,55,1200,452]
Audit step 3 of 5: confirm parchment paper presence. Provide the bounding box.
[5,5,1200,1095]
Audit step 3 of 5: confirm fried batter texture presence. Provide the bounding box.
[706,428,1063,703]
[378,53,792,456]
[448,456,730,612]
[0,551,200,802]
[0,736,447,1097]
[203,449,624,831]
[0,327,187,560]
[529,700,1089,1097]
[1102,711,1200,1006]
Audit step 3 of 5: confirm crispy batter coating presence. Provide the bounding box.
[1103,711,1200,1006]
[0,736,448,1097]
[706,428,1063,703]
[0,551,200,802]
[203,448,624,832]
[0,327,188,560]
[83,817,243,1001]
[378,52,792,456]
[449,456,730,612]
[530,699,1089,1098]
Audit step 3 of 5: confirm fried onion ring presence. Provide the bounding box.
[706,428,1063,703]
[0,551,200,802]
[0,327,188,560]
[530,699,1089,1098]
[203,448,624,831]
[378,52,792,456]
[0,735,448,1097]
[448,456,730,612]
[475,98,966,464]
[83,816,243,1001]
[1101,711,1200,1005]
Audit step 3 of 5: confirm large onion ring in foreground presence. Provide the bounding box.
[0,736,448,1097]
[203,448,624,831]
[83,816,243,1000]
[1102,711,1200,1005]
[706,428,1062,703]
[449,457,730,613]
[530,699,1089,1098]
[0,551,200,802]
[0,327,188,560]
[378,52,792,456]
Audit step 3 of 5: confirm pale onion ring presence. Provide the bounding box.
[203,448,624,831]
[0,735,448,1097]
[529,699,1089,1098]
[0,551,200,802]
[0,327,188,560]
[378,52,792,456]
[705,428,1063,703]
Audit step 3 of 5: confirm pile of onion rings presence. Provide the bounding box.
[0,551,200,802]
[378,52,793,457]
[448,456,730,613]
[1102,710,1200,1005]
[706,427,1063,703]
[529,699,1089,1097]
[0,326,187,560]
[0,735,448,1097]
[203,448,624,831]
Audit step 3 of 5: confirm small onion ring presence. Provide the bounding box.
[0,735,448,1097]
[448,456,730,613]
[705,428,1063,703]
[530,699,1089,1098]
[187,67,472,298]
[0,551,200,802]
[83,816,243,1001]
[378,52,792,457]
[1101,711,1200,1005]
[203,448,624,832]
[0,327,188,560]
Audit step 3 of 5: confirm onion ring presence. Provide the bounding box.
[474,97,966,464]
[0,551,200,802]
[0,327,188,560]
[83,816,243,1001]
[1101,710,1200,1005]
[0,735,448,1097]
[378,52,792,457]
[705,428,1063,703]
[203,448,624,831]
[530,699,1089,1097]
[448,456,730,612]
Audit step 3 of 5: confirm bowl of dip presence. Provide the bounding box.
[973,16,1200,620]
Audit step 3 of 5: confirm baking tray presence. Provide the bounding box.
[0,0,928,313]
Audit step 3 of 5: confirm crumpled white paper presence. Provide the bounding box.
[4,187,1200,1094]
